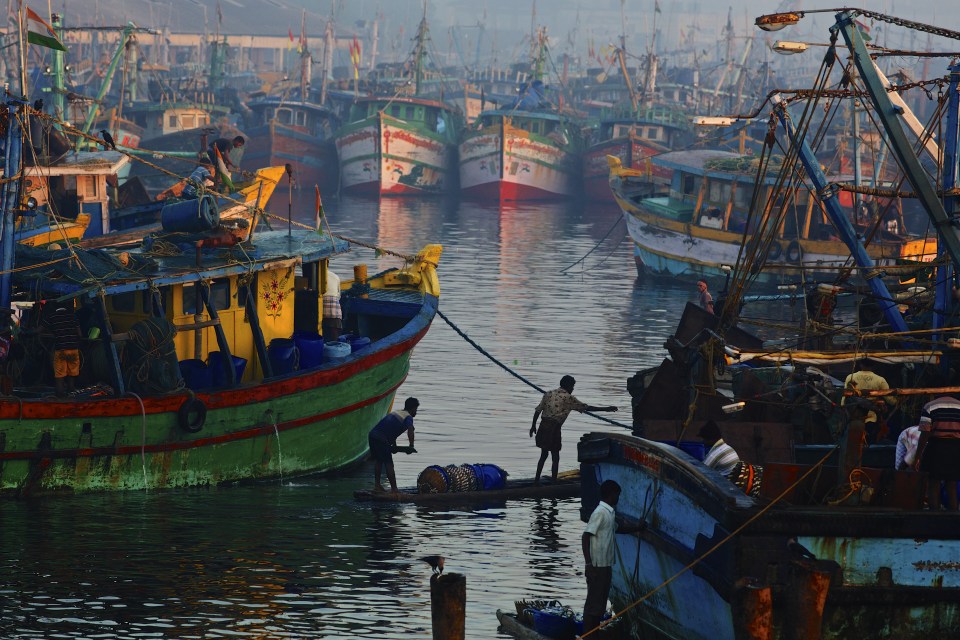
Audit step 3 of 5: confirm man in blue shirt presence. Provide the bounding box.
[369,397,419,493]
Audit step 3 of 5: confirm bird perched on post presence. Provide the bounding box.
[787,537,817,560]
[100,129,116,150]
[421,555,444,575]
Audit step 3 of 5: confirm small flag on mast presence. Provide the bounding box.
[25,7,66,51]
[654,0,661,14]
[213,146,235,192]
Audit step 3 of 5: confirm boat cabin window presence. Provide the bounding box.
[296,110,307,126]
[276,108,293,125]
[682,174,696,196]
[646,127,660,140]
[182,115,195,128]
[168,115,178,128]
[182,279,231,315]
[391,105,402,118]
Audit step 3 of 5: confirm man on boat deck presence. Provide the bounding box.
[182,164,215,198]
[42,305,81,396]
[368,397,419,493]
[697,280,714,314]
[207,136,245,172]
[699,420,741,477]
[842,360,896,443]
[322,269,342,341]
[915,396,960,511]
[530,376,617,485]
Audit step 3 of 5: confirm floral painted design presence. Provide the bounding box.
[261,268,293,318]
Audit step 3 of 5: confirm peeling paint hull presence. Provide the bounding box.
[579,432,960,639]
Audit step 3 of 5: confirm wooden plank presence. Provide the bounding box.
[353,475,579,504]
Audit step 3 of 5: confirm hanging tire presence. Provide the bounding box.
[785,240,804,263]
[767,241,783,261]
[178,394,207,433]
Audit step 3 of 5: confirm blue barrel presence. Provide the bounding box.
[179,359,212,390]
[349,336,372,353]
[338,333,354,343]
[160,194,219,232]
[662,440,706,461]
[323,341,351,362]
[474,463,507,490]
[293,332,325,369]
[268,338,298,375]
[207,351,247,386]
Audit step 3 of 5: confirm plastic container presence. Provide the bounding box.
[179,359,212,390]
[349,336,372,353]
[662,440,707,461]
[293,332,325,369]
[476,463,507,490]
[160,194,219,232]
[207,351,247,386]
[323,340,351,362]
[530,608,577,640]
[268,338,298,375]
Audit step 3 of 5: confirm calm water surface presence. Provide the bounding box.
[2,195,733,638]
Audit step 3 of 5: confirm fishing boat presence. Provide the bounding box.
[580,10,960,639]
[611,150,935,284]
[334,14,461,196]
[0,104,443,496]
[244,95,340,192]
[459,29,584,201]
[583,106,691,201]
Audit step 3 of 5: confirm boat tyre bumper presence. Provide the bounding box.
[178,392,207,433]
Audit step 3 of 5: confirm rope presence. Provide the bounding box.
[580,444,840,638]
[559,216,623,274]
[435,309,632,429]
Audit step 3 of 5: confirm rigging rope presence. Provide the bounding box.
[436,308,632,429]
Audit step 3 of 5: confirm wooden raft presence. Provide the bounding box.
[353,473,580,504]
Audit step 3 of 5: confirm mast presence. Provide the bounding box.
[320,11,334,104]
[617,1,638,112]
[51,13,65,119]
[413,2,428,96]
[832,11,960,269]
[0,101,23,311]
[298,9,309,99]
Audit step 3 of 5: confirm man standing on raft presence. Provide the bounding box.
[530,375,617,484]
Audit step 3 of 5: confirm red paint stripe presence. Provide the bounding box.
[0,375,406,461]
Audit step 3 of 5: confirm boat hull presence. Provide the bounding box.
[613,176,931,285]
[243,121,338,192]
[0,295,437,496]
[459,119,580,201]
[336,115,455,196]
[579,432,960,639]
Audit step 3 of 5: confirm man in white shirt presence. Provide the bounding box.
[581,480,643,633]
[700,420,741,477]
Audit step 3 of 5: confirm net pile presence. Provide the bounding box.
[416,463,506,494]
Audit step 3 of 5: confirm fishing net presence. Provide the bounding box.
[416,463,507,493]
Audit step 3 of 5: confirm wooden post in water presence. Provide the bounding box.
[431,573,465,640]
[731,577,772,640]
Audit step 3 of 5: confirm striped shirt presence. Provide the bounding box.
[919,396,960,439]
[43,307,80,350]
[703,439,740,476]
[584,501,617,568]
[536,388,588,426]
[895,426,921,469]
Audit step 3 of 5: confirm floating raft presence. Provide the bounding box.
[353,472,579,504]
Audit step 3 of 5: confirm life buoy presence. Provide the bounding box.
[785,240,804,263]
[767,241,783,261]
[178,393,206,433]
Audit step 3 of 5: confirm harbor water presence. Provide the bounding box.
[0,195,796,638]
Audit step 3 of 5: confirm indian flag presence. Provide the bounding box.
[213,145,235,191]
[26,7,66,51]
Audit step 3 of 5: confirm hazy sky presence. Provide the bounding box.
[90,0,960,70]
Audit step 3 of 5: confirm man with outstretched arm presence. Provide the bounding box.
[530,375,617,484]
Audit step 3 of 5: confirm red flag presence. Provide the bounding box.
[288,28,294,41]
